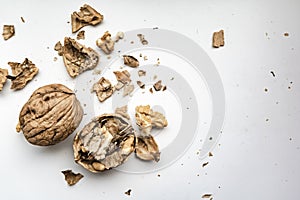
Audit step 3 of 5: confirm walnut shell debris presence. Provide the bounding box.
[135,135,160,162]
[17,84,83,146]
[96,31,115,54]
[71,4,103,33]
[2,25,15,40]
[212,30,224,48]
[135,105,168,134]
[115,105,130,120]
[7,58,39,90]
[61,170,84,186]
[60,37,99,78]
[0,68,8,91]
[153,80,163,91]
[113,70,131,84]
[92,77,114,102]
[123,84,134,97]
[73,114,135,172]
[76,30,85,40]
[123,55,139,68]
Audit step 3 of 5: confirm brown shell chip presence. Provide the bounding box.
[92,77,114,102]
[71,4,103,33]
[61,37,99,78]
[115,105,130,120]
[17,84,83,146]
[113,70,131,84]
[8,58,39,90]
[96,31,115,54]
[0,68,8,91]
[73,114,135,172]
[212,30,224,48]
[61,170,84,186]
[123,55,139,68]
[76,30,85,40]
[135,135,160,162]
[2,25,15,40]
[153,80,163,91]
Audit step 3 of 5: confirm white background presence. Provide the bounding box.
[0,0,299,199]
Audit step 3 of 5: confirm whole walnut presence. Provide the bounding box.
[17,84,83,146]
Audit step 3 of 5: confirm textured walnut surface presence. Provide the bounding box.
[71,4,103,33]
[61,170,84,186]
[96,31,115,54]
[115,105,130,120]
[0,68,8,91]
[212,30,224,48]
[113,70,131,84]
[61,37,99,78]
[73,114,135,172]
[8,58,39,90]
[2,25,15,40]
[17,84,83,146]
[135,135,160,162]
[123,55,139,68]
[92,77,114,102]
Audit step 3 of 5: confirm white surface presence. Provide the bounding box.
[0,0,299,199]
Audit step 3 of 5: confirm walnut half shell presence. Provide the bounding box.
[17,84,83,146]
[73,114,135,172]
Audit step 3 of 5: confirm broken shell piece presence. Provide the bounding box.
[115,81,125,91]
[54,41,63,56]
[113,70,131,84]
[8,58,39,90]
[2,25,15,40]
[123,55,139,68]
[137,81,145,89]
[92,77,114,102]
[73,114,135,172]
[135,135,160,162]
[123,84,134,97]
[0,68,8,91]
[76,30,85,40]
[138,70,146,77]
[135,105,168,134]
[18,84,83,146]
[71,4,103,33]
[61,170,84,186]
[115,105,130,120]
[62,37,99,78]
[115,31,124,42]
[96,31,115,54]
[137,33,148,45]
[212,30,224,48]
[153,80,163,91]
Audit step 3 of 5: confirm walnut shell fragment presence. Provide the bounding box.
[135,105,168,134]
[2,25,15,40]
[17,84,83,146]
[123,84,134,97]
[71,4,103,33]
[61,37,99,78]
[96,31,115,54]
[61,170,84,186]
[113,70,131,84]
[135,135,160,162]
[115,105,130,120]
[153,80,163,91]
[92,77,114,102]
[212,30,224,48]
[73,114,136,172]
[76,30,85,40]
[0,68,8,91]
[8,58,39,90]
[123,55,139,68]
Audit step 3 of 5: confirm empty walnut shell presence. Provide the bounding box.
[17,84,83,146]
[73,114,135,173]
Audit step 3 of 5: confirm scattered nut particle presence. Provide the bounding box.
[137,80,145,89]
[264,88,268,92]
[92,77,114,102]
[202,194,212,198]
[7,58,39,90]
[71,4,103,33]
[153,80,163,91]
[149,88,153,93]
[137,33,148,45]
[115,105,130,120]
[162,85,167,91]
[212,30,224,48]
[202,162,209,167]
[208,152,213,157]
[139,53,143,57]
[153,75,157,80]
[288,86,291,90]
[61,37,99,78]
[170,77,174,80]
[209,137,213,140]
[157,174,161,177]
[115,81,125,90]
[53,57,58,62]
[61,170,84,186]
[138,70,146,77]
[96,31,115,54]
[0,68,8,91]
[54,41,63,56]
[143,55,148,61]
[284,32,289,37]
[92,69,101,75]
[76,30,85,40]
[270,71,275,77]
[123,55,139,67]
[266,118,269,121]
[156,58,160,65]
[123,84,134,96]
[114,31,124,42]
[113,70,131,84]
[20,17,25,23]
[125,189,132,196]
[2,25,15,40]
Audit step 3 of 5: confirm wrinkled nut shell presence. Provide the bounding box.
[18,84,83,146]
[73,114,135,173]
